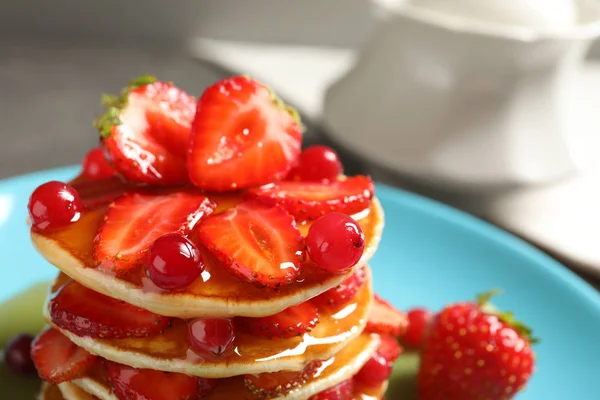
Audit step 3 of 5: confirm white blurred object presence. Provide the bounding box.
[402,0,579,30]
[323,0,600,191]
[187,3,600,278]
[189,39,356,120]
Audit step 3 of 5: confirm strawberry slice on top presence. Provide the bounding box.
[49,280,170,339]
[198,201,305,287]
[187,76,303,191]
[246,175,374,222]
[94,191,215,276]
[31,327,97,384]
[95,75,195,185]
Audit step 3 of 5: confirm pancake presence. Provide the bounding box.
[38,382,98,400]
[39,383,64,400]
[59,382,98,400]
[44,267,373,377]
[69,333,382,400]
[32,190,383,319]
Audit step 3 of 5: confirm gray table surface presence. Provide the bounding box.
[2,40,598,292]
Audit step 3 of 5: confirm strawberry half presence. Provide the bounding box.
[366,295,408,337]
[236,301,319,339]
[197,201,305,287]
[106,361,200,400]
[312,266,367,308]
[94,191,215,276]
[95,75,195,185]
[31,327,97,384]
[187,76,302,191]
[49,280,170,339]
[246,176,374,222]
[244,361,321,399]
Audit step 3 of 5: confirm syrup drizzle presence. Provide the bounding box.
[47,270,373,371]
[71,333,385,400]
[35,178,379,304]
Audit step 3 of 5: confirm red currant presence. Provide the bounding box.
[306,212,365,274]
[287,145,343,182]
[197,377,218,398]
[188,318,236,360]
[82,147,115,180]
[28,181,83,231]
[354,353,393,388]
[309,379,354,400]
[147,234,204,291]
[404,308,432,348]
[3,334,36,375]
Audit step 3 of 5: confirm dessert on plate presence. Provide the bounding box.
[25,75,409,400]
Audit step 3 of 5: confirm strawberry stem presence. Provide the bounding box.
[94,75,158,138]
[476,289,539,345]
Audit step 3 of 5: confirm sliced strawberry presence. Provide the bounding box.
[49,280,169,339]
[70,176,133,209]
[355,335,403,388]
[246,176,374,222]
[377,335,403,362]
[366,295,408,337]
[244,361,321,399]
[106,361,199,400]
[31,327,97,384]
[187,76,302,191]
[236,301,319,339]
[95,75,195,185]
[309,379,354,400]
[94,191,215,276]
[312,266,367,308]
[198,201,305,287]
[197,377,218,398]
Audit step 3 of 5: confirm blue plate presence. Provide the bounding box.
[2,166,600,399]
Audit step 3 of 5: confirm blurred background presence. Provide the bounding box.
[1,0,600,288]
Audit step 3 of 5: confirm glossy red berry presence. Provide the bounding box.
[404,308,432,348]
[3,334,36,375]
[188,318,236,360]
[147,233,204,291]
[28,181,83,231]
[354,353,393,388]
[306,212,365,274]
[82,147,116,179]
[287,145,343,182]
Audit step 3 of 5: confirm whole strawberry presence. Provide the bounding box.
[418,291,537,400]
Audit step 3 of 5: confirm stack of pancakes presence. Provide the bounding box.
[31,183,390,400]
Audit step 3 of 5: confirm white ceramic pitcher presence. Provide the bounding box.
[323,0,600,190]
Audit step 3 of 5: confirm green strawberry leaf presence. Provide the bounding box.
[94,75,158,138]
[477,289,539,345]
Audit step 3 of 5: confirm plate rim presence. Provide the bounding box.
[374,183,600,309]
